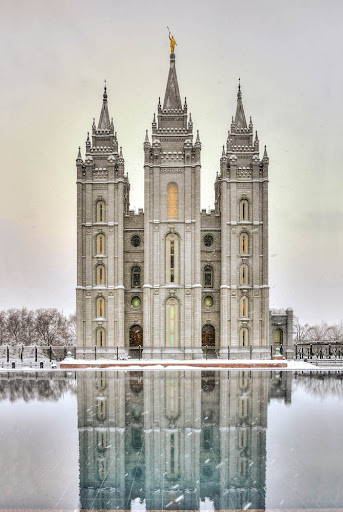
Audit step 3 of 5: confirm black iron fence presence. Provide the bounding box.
[295,342,343,360]
[0,345,77,363]
[0,344,289,363]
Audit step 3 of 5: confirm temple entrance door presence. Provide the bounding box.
[129,325,143,359]
[202,325,216,358]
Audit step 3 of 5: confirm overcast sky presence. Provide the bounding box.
[0,0,342,324]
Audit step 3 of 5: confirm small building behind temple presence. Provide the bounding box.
[270,308,294,359]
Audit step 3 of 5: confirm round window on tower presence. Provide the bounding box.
[203,296,214,308]
[204,234,214,247]
[131,296,142,309]
[131,235,141,247]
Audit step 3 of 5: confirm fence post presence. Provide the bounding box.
[249,345,253,360]
[49,346,52,362]
[35,346,37,362]
[270,345,273,359]
[295,344,297,359]
[227,345,230,360]
[7,346,9,363]
[21,346,23,362]
[116,346,119,360]
[94,346,97,360]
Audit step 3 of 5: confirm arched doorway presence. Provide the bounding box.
[273,328,284,354]
[129,325,143,358]
[202,324,216,358]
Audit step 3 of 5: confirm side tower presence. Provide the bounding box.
[215,83,269,358]
[76,86,130,354]
[143,48,202,356]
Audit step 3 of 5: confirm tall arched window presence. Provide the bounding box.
[239,199,249,221]
[167,183,178,219]
[96,264,106,285]
[240,327,249,347]
[96,233,105,255]
[131,266,141,288]
[203,265,214,288]
[239,264,249,286]
[96,200,106,222]
[240,296,249,318]
[166,233,179,284]
[96,296,105,318]
[239,233,249,255]
[96,327,106,347]
[166,297,179,347]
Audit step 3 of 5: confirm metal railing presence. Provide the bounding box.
[295,342,343,360]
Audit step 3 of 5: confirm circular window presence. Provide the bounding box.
[131,296,141,308]
[204,296,214,308]
[131,235,141,247]
[204,234,214,247]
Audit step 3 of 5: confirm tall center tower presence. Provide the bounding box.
[143,49,202,355]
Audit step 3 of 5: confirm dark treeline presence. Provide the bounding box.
[0,308,76,346]
[0,374,76,401]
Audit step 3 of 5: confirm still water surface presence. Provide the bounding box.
[0,370,343,510]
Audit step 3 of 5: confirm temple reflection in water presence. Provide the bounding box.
[77,370,291,511]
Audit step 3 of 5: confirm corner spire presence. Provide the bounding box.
[98,81,111,129]
[163,52,182,110]
[235,78,247,129]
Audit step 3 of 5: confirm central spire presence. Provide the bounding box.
[98,82,111,129]
[163,52,182,110]
[234,78,247,129]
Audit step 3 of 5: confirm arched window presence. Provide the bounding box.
[203,265,214,288]
[96,200,106,222]
[166,297,179,347]
[96,233,105,255]
[96,264,106,285]
[240,327,249,347]
[239,199,249,221]
[96,327,106,347]
[96,296,105,318]
[240,296,248,318]
[131,266,141,288]
[239,264,249,286]
[239,233,249,255]
[166,233,179,284]
[96,397,106,421]
[167,182,178,219]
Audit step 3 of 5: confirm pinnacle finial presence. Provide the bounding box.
[184,97,187,109]
[222,145,225,157]
[119,146,123,157]
[196,129,200,142]
[103,80,107,101]
[145,129,150,143]
[238,77,241,99]
[77,146,82,160]
[263,145,268,159]
[152,112,156,126]
[86,132,90,146]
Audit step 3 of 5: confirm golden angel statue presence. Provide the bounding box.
[168,29,177,53]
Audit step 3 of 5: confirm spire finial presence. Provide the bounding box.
[103,79,107,101]
[238,77,241,99]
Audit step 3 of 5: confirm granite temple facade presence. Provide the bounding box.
[76,49,294,359]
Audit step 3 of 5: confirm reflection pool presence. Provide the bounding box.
[0,370,343,510]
